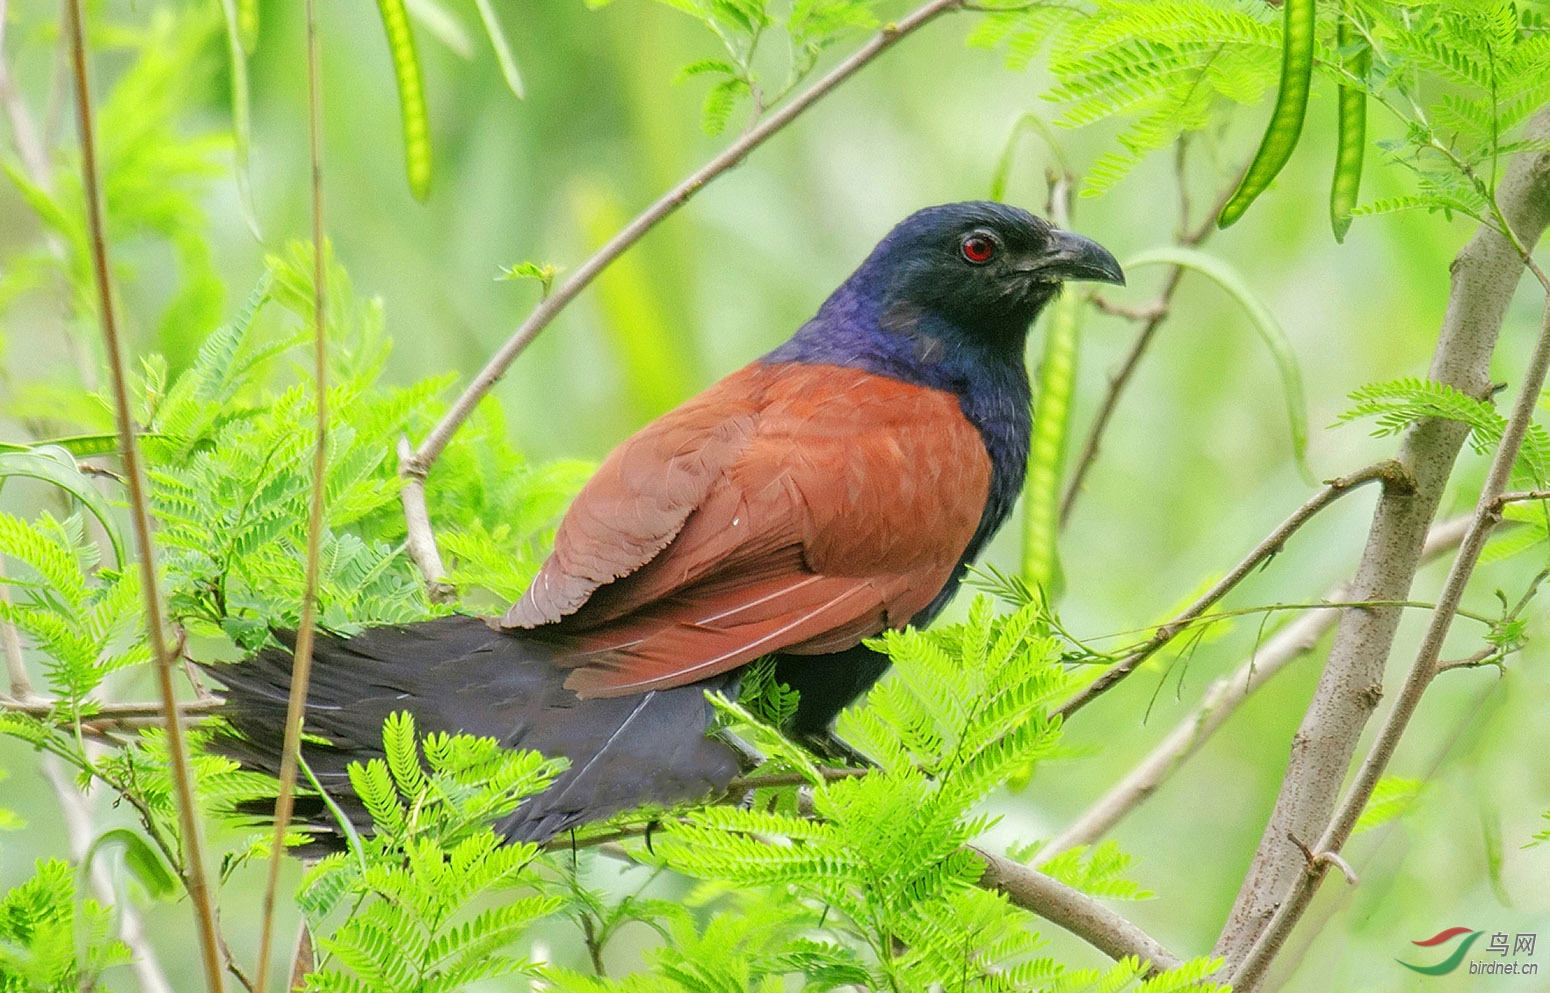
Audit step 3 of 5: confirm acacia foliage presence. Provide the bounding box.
[4,0,1550,990]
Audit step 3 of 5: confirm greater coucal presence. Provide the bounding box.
[212,201,1123,844]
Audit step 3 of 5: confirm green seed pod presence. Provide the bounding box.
[1219,0,1316,228]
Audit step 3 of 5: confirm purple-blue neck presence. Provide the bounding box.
[763,274,1038,625]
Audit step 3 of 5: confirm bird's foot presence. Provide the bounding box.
[793,729,875,770]
[713,728,767,773]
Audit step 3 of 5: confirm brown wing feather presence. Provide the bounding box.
[502,365,768,628]
[510,362,992,698]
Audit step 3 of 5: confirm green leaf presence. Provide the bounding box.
[700,77,749,136]
[473,0,525,98]
[1354,776,1423,834]
[84,828,178,898]
[674,58,738,83]
[0,447,126,568]
[495,260,559,296]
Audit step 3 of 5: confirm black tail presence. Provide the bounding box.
[206,615,742,847]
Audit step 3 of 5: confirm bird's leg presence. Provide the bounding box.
[710,729,765,809]
[793,728,876,769]
[712,727,767,773]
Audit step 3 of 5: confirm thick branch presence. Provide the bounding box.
[1214,107,1550,986]
[975,848,1181,972]
[552,817,1180,973]
[1231,291,1550,989]
[397,0,967,590]
[1056,460,1410,720]
[1037,515,1470,865]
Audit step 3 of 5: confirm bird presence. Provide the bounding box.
[210,201,1123,846]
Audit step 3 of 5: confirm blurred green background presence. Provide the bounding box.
[2,0,1549,989]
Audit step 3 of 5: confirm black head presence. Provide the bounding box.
[861,201,1124,349]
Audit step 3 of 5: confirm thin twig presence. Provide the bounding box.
[253,0,328,987]
[1088,295,1167,321]
[62,0,225,987]
[397,0,970,592]
[1059,266,1184,527]
[0,697,221,719]
[1036,515,1471,865]
[1055,460,1413,720]
[1230,295,1550,990]
[1435,646,1501,673]
[216,929,256,993]
[1493,488,1550,506]
[1059,155,1240,527]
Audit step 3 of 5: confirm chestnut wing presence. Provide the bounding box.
[525,364,992,698]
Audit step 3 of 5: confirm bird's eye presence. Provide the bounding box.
[960,233,996,264]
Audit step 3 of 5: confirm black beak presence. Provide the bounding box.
[1024,229,1126,286]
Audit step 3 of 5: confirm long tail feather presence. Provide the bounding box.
[206,615,741,847]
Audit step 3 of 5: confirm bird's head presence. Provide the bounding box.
[858,201,1124,352]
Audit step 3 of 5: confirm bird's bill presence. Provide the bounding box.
[1024,229,1126,286]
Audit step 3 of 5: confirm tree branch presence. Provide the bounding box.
[1214,106,1550,987]
[0,697,221,720]
[61,0,225,986]
[1231,291,1550,990]
[1036,515,1471,865]
[397,0,969,592]
[974,848,1182,972]
[1055,460,1412,721]
[547,816,1181,973]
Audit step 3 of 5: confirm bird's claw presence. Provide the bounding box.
[794,729,876,769]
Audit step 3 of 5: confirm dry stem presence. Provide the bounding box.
[63,0,225,985]
[252,1,329,987]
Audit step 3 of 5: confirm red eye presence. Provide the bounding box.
[961,234,996,264]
